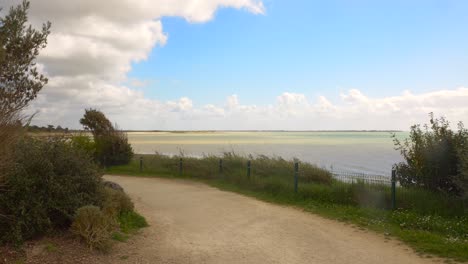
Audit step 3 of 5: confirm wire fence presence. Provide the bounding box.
[136,156,466,216]
[330,170,392,185]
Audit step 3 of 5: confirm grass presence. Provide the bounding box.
[111,232,129,242]
[107,153,468,262]
[118,211,149,234]
[112,210,148,243]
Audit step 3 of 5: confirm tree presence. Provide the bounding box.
[80,109,133,166]
[0,1,50,184]
[0,0,50,115]
[80,109,114,137]
[393,113,468,196]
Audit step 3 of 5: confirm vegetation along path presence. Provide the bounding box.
[104,175,444,264]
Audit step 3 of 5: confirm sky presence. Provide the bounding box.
[2,0,468,130]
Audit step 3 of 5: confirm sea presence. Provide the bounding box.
[126,131,408,176]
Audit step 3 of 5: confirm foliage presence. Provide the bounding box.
[0,137,103,244]
[72,191,145,250]
[70,206,115,251]
[80,109,113,138]
[79,109,133,166]
[95,130,133,166]
[27,124,70,133]
[393,113,468,196]
[101,187,134,217]
[0,0,49,187]
[0,0,50,115]
[0,114,22,185]
[70,133,96,156]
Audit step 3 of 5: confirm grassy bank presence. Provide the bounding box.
[107,153,468,262]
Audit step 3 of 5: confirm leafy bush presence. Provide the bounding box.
[70,206,116,251]
[70,133,96,156]
[101,187,134,217]
[80,109,133,166]
[95,130,133,166]
[0,137,103,243]
[394,113,468,196]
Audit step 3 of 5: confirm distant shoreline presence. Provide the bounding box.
[121,130,404,133]
[28,129,405,134]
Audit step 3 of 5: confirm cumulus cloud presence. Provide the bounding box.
[0,0,265,129]
[26,86,468,130]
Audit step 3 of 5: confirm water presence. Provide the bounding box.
[127,131,408,176]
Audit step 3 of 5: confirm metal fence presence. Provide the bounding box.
[136,155,466,217]
[330,170,392,185]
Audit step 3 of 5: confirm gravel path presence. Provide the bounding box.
[104,175,442,264]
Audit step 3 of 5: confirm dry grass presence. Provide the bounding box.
[70,206,117,251]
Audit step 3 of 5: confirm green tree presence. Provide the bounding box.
[0,1,50,184]
[80,109,133,166]
[393,113,468,196]
[0,0,51,115]
[80,109,114,137]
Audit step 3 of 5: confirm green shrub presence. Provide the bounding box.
[70,205,115,251]
[95,131,133,166]
[101,187,134,217]
[70,133,96,156]
[0,137,103,244]
[394,113,468,196]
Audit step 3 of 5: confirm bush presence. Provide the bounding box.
[70,206,115,251]
[95,130,133,166]
[0,137,103,243]
[101,187,134,217]
[394,113,468,196]
[70,133,96,156]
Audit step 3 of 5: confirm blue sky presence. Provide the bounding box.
[128,0,468,106]
[18,0,468,129]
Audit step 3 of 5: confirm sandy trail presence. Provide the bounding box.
[104,175,441,264]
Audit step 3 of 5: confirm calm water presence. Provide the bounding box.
[127,131,408,176]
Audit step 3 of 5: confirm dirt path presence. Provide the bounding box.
[104,175,442,264]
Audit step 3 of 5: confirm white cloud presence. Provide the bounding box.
[27,85,468,130]
[0,0,265,129]
[277,92,309,117]
[226,94,239,110]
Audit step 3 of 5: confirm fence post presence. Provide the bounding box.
[139,156,143,172]
[391,168,396,210]
[179,158,183,176]
[247,160,251,179]
[219,159,223,177]
[294,162,299,193]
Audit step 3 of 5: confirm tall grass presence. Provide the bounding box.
[109,153,466,217]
